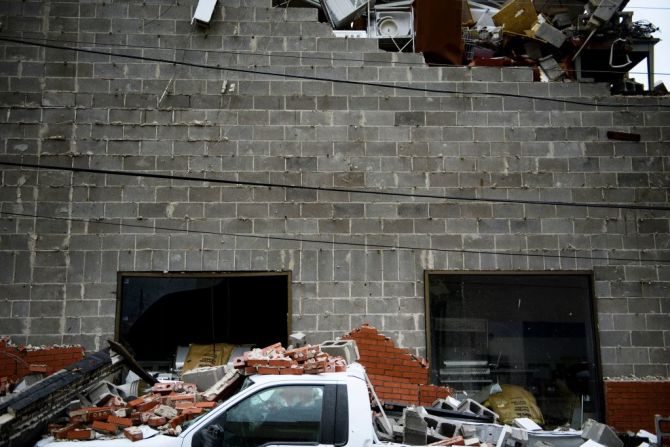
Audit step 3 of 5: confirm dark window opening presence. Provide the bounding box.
[117,272,291,368]
[425,272,603,428]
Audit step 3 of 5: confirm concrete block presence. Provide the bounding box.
[530,21,566,48]
[403,408,428,445]
[181,365,228,392]
[581,419,623,447]
[457,399,499,423]
[319,339,360,364]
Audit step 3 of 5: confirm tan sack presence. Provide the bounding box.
[484,384,544,426]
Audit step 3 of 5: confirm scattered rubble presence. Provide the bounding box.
[39,342,351,442]
[378,400,659,447]
[1,330,666,446]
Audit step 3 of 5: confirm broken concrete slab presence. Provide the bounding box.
[528,20,566,47]
[581,419,624,447]
[181,365,227,392]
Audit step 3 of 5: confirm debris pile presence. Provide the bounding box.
[43,342,350,442]
[231,342,348,375]
[297,0,662,94]
[377,397,657,447]
[46,380,220,441]
[461,0,660,92]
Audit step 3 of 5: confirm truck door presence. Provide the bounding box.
[191,384,346,447]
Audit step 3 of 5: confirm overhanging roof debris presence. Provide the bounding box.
[287,0,663,94]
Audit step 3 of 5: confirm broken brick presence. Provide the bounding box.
[268,358,293,368]
[167,393,196,404]
[232,356,245,369]
[260,342,284,355]
[147,416,167,427]
[124,426,143,442]
[175,401,197,410]
[107,415,133,427]
[69,406,114,423]
[91,420,118,434]
[180,407,204,416]
[246,358,270,367]
[66,429,95,441]
[52,422,82,440]
[152,382,178,395]
[195,401,217,409]
[279,366,305,375]
[169,413,190,428]
[135,398,160,413]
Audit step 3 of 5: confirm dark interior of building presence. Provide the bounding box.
[117,273,290,368]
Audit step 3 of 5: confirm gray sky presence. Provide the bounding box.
[625,0,669,89]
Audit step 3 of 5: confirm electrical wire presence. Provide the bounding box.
[3,32,670,77]
[1,210,666,264]
[1,36,669,110]
[1,161,668,212]
[141,0,179,29]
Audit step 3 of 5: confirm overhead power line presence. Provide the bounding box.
[1,36,669,110]
[1,210,666,264]
[1,161,669,212]
[4,33,670,77]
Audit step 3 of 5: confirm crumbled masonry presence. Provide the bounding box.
[40,342,350,442]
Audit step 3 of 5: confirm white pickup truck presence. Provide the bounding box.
[36,363,377,447]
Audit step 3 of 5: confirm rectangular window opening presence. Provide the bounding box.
[116,272,291,370]
[425,272,603,428]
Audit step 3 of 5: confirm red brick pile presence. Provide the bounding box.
[48,381,219,441]
[0,336,84,394]
[46,343,351,442]
[232,342,348,375]
[342,324,452,406]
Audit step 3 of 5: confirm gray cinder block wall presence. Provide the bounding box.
[0,0,668,378]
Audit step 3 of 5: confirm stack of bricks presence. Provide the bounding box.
[48,380,219,441]
[233,342,348,375]
[343,324,451,406]
[0,336,84,387]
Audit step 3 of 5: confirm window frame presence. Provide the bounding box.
[114,271,292,351]
[423,270,605,423]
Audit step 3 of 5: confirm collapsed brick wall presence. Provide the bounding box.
[604,380,670,433]
[343,324,450,405]
[0,337,84,382]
